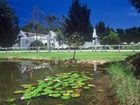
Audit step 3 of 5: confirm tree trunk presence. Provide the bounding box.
[73,49,76,60]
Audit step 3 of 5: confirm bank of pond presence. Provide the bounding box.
[0,53,140,105]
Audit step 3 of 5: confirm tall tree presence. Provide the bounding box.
[22,22,47,34]
[65,0,93,41]
[95,21,110,39]
[45,14,59,31]
[0,0,19,47]
[31,6,45,33]
[129,0,140,12]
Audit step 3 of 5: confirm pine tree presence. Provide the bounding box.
[95,21,110,39]
[129,0,140,12]
[0,0,19,47]
[65,0,93,41]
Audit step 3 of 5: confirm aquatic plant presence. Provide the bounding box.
[13,71,94,101]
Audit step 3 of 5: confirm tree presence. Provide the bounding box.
[66,32,84,60]
[28,6,45,34]
[45,14,59,31]
[117,27,140,43]
[22,22,48,34]
[95,21,110,39]
[116,28,125,42]
[56,29,64,46]
[129,0,140,12]
[102,31,121,45]
[30,40,44,50]
[0,0,19,47]
[65,0,93,42]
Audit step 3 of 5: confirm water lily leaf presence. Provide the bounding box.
[20,84,33,89]
[61,95,71,100]
[6,98,16,103]
[67,90,74,93]
[83,86,91,90]
[71,93,80,97]
[13,90,24,94]
[88,84,95,88]
[49,93,61,97]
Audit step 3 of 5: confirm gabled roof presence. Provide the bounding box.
[22,31,47,37]
[19,30,57,39]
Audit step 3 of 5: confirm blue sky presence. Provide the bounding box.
[8,0,140,29]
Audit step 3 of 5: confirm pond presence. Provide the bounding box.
[0,60,114,105]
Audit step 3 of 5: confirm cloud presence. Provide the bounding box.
[127,8,139,17]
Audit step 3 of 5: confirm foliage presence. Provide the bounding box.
[95,21,111,39]
[23,6,45,34]
[56,29,64,46]
[30,40,44,48]
[116,27,140,43]
[45,14,59,31]
[13,71,94,101]
[129,0,140,12]
[102,31,121,45]
[22,22,48,34]
[108,62,140,105]
[0,0,19,47]
[65,0,93,41]
[66,32,84,47]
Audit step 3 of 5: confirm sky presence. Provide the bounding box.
[8,0,140,29]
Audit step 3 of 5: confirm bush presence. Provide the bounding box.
[30,40,44,50]
[108,62,140,105]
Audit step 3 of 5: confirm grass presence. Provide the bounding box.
[0,51,135,61]
[108,63,140,105]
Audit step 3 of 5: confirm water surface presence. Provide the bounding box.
[0,60,108,105]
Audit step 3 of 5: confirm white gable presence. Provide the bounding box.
[18,30,28,38]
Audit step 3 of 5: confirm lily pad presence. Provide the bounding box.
[6,98,16,103]
[20,84,33,89]
[83,86,91,90]
[88,84,95,88]
[61,95,71,100]
[71,93,80,97]
[13,90,24,94]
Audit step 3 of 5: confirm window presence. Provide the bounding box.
[26,40,28,44]
[45,43,47,46]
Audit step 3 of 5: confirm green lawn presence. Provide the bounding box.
[0,51,136,62]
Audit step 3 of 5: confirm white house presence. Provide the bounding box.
[18,30,65,49]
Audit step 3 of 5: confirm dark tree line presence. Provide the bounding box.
[0,0,19,47]
[95,21,111,39]
[95,21,140,44]
[117,27,140,43]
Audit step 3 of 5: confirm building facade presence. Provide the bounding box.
[18,31,60,49]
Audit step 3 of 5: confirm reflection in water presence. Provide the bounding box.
[94,63,97,71]
[18,61,52,74]
[93,63,101,81]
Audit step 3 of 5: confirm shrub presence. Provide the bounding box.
[108,62,140,105]
[30,40,44,50]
